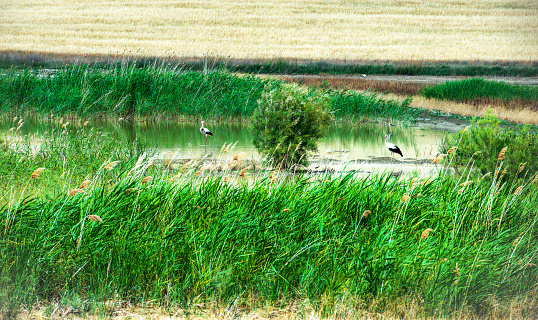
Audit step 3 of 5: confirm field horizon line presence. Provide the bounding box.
[1,50,537,77]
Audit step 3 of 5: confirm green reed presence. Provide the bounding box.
[421,78,538,108]
[0,65,415,121]
[1,150,537,318]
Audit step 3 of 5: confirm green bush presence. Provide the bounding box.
[441,110,538,177]
[251,83,332,168]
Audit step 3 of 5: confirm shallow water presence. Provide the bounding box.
[1,118,454,165]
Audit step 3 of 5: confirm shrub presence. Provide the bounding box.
[251,83,332,168]
[441,110,538,177]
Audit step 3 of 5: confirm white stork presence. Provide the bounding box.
[200,121,213,154]
[383,134,403,161]
[389,122,395,133]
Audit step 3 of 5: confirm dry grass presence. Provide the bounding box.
[410,96,538,125]
[1,0,536,62]
[274,75,427,95]
[16,294,537,320]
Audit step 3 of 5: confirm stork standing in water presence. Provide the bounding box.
[200,121,213,154]
[383,134,403,161]
[388,122,395,133]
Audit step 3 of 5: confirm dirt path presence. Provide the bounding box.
[278,74,538,86]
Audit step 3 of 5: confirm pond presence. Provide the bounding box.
[2,117,466,175]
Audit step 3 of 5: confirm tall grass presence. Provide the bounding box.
[0,119,147,203]
[4,53,537,78]
[0,65,276,119]
[0,65,416,121]
[421,78,538,110]
[1,147,537,318]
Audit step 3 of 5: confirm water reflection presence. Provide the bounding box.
[1,119,447,161]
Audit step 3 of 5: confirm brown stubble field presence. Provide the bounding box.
[1,0,537,62]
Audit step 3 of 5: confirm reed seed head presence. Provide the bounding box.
[87,214,103,222]
[238,168,247,178]
[220,143,226,153]
[181,159,194,170]
[453,264,460,275]
[512,237,520,247]
[458,188,464,195]
[514,186,523,196]
[123,188,137,194]
[222,175,229,183]
[432,154,447,164]
[401,195,410,202]
[194,170,202,176]
[447,146,457,155]
[104,160,120,170]
[283,208,291,212]
[498,147,508,161]
[421,228,434,240]
[79,180,91,189]
[462,126,470,133]
[69,188,84,196]
[142,176,153,184]
[362,210,371,218]
[31,168,46,179]
[533,173,538,184]
[83,121,89,126]
[518,163,526,173]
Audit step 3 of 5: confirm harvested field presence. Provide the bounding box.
[1,0,537,62]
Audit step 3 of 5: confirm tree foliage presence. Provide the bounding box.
[251,84,332,168]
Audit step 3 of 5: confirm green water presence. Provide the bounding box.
[1,119,450,162]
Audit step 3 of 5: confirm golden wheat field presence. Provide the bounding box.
[1,0,537,62]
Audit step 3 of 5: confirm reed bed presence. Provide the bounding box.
[1,138,537,318]
[0,65,416,121]
[421,78,538,111]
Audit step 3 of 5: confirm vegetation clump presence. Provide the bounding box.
[251,84,332,168]
[421,78,538,109]
[441,110,538,177]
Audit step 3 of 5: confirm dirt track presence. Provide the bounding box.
[277,74,538,86]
